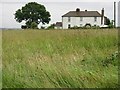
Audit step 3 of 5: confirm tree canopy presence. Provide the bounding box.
[14,2,51,28]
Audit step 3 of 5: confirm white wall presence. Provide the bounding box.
[62,17,101,29]
[55,26,62,29]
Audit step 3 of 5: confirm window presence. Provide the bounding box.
[80,17,83,21]
[68,17,71,22]
[68,24,71,28]
[80,24,82,27]
[94,17,97,22]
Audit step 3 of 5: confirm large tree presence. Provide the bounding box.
[14,2,51,28]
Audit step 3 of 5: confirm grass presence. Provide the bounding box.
[0,30,2,89]
[2,29,118,88]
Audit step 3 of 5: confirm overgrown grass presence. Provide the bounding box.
[2,29,118,88]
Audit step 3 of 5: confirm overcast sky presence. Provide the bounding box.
[0,0,119,28]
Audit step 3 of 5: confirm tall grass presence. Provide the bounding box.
[2,29,118,88]
[0,30,2,89]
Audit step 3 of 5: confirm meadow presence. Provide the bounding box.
[2,29,118,88]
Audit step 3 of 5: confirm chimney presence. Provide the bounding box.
[101,8,104,25]
[76,8,80,12]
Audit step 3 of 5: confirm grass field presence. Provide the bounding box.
[2,29,118,88]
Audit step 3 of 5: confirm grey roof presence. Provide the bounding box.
[62,11,102,17]
[55,22,62,27]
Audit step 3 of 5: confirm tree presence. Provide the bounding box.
[106,18,110,25]
[14,2,51,29]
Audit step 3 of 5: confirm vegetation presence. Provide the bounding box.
[14,2,51,29]
[105,17,110,25]
[108,20,114,28]
[2,29,118,88]
[0,30,2,89]
[70,25,100,29]
[31,22,38,29]
[47,24,55,29]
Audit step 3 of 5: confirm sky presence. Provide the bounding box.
[0,0,120,28]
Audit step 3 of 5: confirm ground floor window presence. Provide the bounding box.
[68,24,71,29]
[80,24,83,27]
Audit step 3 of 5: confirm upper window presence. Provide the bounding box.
[80,17,83,21]
[68,17,71,22]
[94,17,97,22]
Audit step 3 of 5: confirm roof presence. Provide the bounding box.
[55,22,62,27]
[62,11,102,17]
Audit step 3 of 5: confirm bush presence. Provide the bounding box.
[41,26,45,29]
[47,24,55,29]
[70,26,80,29]
[70,24,100,29]
[108,20,114,28]
[84,24,91,28]
[102,51,118,66]
[31,22,38,29]
[91,25,100,29]
[21,25,27,29]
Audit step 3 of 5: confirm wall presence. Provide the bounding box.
[62,17,101,29]
[54,26,62,29]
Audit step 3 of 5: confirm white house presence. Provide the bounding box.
[62,8,108,29]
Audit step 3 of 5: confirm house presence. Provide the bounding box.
[54,22,62,29]
[62,8,108,29]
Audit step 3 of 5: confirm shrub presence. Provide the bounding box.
[108,20,114,28]
[91,25,100,29]
[41,26,45,29]
[84,24,91,28]
[21,25,27,29]
[70,26,80,29]
[70,25,100,29]
[31,22,38,29]
[102,51,119,66]
[47,24,55,29]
